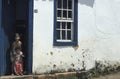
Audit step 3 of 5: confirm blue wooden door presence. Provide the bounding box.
[0,0,16,75]
[0,0,2,75]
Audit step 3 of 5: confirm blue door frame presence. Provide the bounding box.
[28,0,33,74]
[0,0,33,75]
[0,0,3,75]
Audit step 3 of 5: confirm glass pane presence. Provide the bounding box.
[62,22,66,29]
[67,22,71,29]
[57,22,60,28]
[68,11,72,18]
[57,30,60,39]
[68,0,72,9]
[67,30,71,40]
[63,10,67,18]
[57,0,62,8]
[57,10,61,17]
[63,0,67,9]
[62,30,66,40]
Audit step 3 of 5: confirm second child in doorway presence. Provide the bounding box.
[14,47,24,75]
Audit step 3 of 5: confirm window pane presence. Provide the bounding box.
[67,30,71,40]
[63,10,67,18]
[57,30,60,39]
[68,0,72,9]
[63,0,67,9]
[67,22,71,29]
[62,22,66,29]
[57,0,62,8]
[62,30,66,39]
[57,10,61,17]
[68,11,72,18]
[57,22,60,29]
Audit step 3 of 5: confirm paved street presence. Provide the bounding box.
[93,72,120,79]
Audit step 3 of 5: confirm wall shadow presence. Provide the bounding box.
[78,0,95,8]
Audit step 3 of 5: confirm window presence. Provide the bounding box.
[54,0,78,46]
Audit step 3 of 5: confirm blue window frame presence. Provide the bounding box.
[54,0,78,46]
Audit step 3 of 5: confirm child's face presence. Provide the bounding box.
[16,49,20,53]
[15,39,19,41]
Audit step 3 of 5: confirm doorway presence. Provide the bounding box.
[0,0,33,75]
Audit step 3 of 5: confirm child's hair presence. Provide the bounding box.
[15,33,20,40]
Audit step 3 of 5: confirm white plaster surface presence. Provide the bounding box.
[32,0,120,73]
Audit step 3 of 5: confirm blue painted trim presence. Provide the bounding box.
[74,0,78,46]
[53,0,57,46]
[53,0,78,46]
[28,0,33,74]
[0,0,3,75]
[0,30,5,76]
[54,42,78,46]
[0,0,1,26]
[0,29,5,76]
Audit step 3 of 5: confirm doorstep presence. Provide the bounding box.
[0,72,77,79]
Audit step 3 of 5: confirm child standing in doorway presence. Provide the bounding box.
[10,33,23,75]
[14,47,24,75]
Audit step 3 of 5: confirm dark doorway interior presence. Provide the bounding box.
[2,0,29,75]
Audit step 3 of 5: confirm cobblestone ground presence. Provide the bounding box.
[1,72,120,79]
[93,72,120,79]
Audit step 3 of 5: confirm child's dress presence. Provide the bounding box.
[14,51,23,75]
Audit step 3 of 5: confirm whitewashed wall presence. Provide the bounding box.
[33,0,120,74]
[93,0,120,66]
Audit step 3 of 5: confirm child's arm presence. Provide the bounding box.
[20,51,25,57]
[22,54,25,57]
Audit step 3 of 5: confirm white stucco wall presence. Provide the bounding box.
[93,0,120,66]
[33,0,120,74]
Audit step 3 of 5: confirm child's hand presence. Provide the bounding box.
[22,55,25,57]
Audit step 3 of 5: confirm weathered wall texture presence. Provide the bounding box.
[33,0,120,74]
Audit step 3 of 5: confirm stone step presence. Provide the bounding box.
[0,75,33,79]
[0,72,77,79]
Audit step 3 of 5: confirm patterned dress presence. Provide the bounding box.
[14,50,23,75]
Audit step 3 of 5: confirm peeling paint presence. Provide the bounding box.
[71,63,75,67]
[72,46,79,51]
[53,64,56,68]
[50,52,53,55]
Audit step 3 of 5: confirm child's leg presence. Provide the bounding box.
[14,62,19,75]
[15,62,23,75]
[19,62,23,75]
[11,63,14,75]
